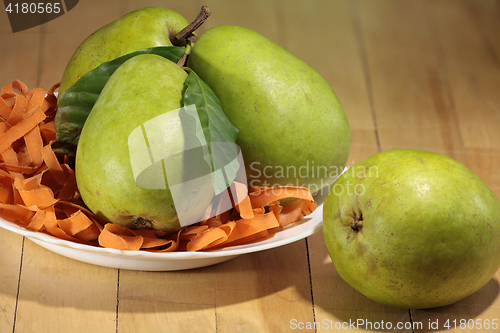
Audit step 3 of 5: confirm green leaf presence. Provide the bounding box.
[182,70,240,195]
[54,46,186,155]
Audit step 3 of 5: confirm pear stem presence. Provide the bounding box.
[177,42,192,67]
[172,6,211,45]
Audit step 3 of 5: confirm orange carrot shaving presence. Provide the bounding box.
[20,186,56,207]
[230,181,253,219]
[98,223,143,251]
[41,143,67,185]
[221,230,270,248]
[0,107,46,154]
[0,80,318,253]
[42,205,77,241]
[202,217,223,228]
[0,185,12,204]
[275,199,317,227]
[1,79,29,96]
[216,209,232,223]
[0,202,36,223]
[181,225,209,240]
[0,98,11,119]
[27,208,46,231]
[145,230,181,252]
[24,125,44,168]
[74,222,101,242]
[234,195,254,219]
[249,186,314,208]
[131,229,172,249]
[56,164,77,200]
[225,212,279,243]
[253,207,266,215]
[7,94,27,125]
[58,210,93,236]
[0,170,14,181]
[186,221,237,251]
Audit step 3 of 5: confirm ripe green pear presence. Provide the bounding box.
[59,7,190,95]
[323,149,500,309]
[188,25,350,194]
[76,54,213,232]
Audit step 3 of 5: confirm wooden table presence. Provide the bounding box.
[1,0,499,332]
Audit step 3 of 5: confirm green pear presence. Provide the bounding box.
[187,25,350,194]
[59,7,190,95]
[76,54,213,232]
[323,149,500,309]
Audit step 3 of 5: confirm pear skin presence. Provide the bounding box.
[188,25,350,194]
[323,149,500,309]
[59,7,189,95]
[75,54,213,232]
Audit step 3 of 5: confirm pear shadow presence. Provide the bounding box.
[294,232,500,333]
[412,278,500,333]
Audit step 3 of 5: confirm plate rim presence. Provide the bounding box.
[0,204,324,260]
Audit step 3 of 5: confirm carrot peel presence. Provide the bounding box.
[0,80,318,253]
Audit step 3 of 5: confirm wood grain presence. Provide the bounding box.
[0,8,40,92]
[215,242,314,332]
[410,1,500,331]
[0,228,23,333]
[1,0,500,332]
[117,268,217,332]
[38,0,125,88]
[281,0,379,163]
[14,239,118,333]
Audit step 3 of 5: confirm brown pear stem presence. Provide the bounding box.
[172,6,211,45]
[187,35,198,43]
[176,53,189,67]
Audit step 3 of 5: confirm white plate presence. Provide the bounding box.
[0,204,324,271]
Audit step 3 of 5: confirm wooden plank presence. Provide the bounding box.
[10,2,123,332]
[37,0,124,88]
[215,242,314,332]
[117,301,215,333]
[36,0,204,89]
[1,1,499,332]
[412,272,500,332]
[0,10,41,90]
[203,0,280,42]
[310,221,413,332]
[117,267,217,332]
[0,228,24,333]
[125,0,205,34]
[113,3,217,332]
[409,1,500,330]
[310,0,492,329]
[280,0,379,163]
[14,239,118,333]
[0,8,41,333]
[357,0,464,159]
[463,147,500,196]
[347,0,500,330]
[427,0,500,152]
[190,1,315,331]
[426,0,500,195]
[280,0,404,330]
[309,149,408,333]
[467,0,500,60]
